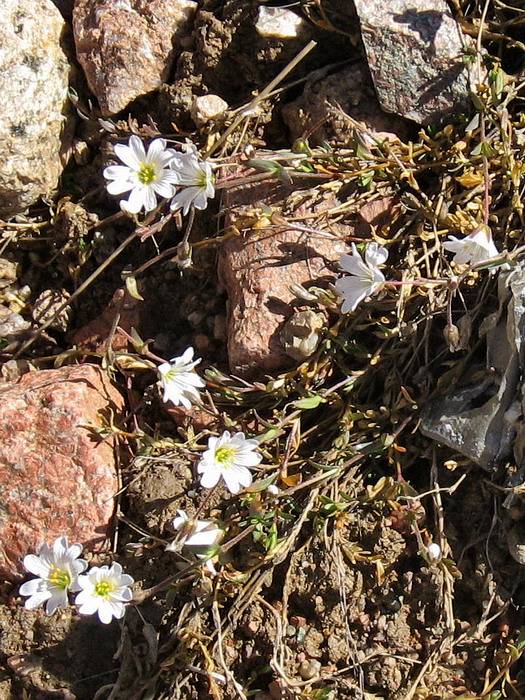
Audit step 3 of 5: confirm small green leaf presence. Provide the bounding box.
[249,158,283,175]
[465,113,480,133]
[293,396,325,409]
[489,66,505,104]
[470,140,494,157]
[470,91,485,111]
[248,474,278,492]
[257,428,281,443]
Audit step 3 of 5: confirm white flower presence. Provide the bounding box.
[197,430,262,494]
[443,226,499,266]
[158,347,206,408]
[168,509,222,575]
[169,143,215,215]
[334,242,388,314]
[19,536,88,615]
[103,135,179,214]
[75,562,134,625]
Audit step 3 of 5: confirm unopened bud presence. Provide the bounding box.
[175,242,192,269]
[426,543,442,563]
[444,323,461,352]
[289,283,318,302]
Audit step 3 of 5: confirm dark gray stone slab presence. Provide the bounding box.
[353,0,473,124]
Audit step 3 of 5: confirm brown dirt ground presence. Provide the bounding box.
[2,1,525,699]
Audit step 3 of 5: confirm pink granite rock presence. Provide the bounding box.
[0,364,124,580]
[73,0,198,115]
[219,188,351,378]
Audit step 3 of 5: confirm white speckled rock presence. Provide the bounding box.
[73,0,198,115]
[0,0,71,216]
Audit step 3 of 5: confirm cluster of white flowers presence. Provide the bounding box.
[335,229,501,315]
[19,537,134,625]
[157,349,262,495]
[103,135,215,215]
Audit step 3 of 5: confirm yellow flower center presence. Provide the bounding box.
[215,445,237,467]
[165,367,180,383]
[48,566,71,588]
[94,580,115,599]
[138,163,157,185]
[198,171,209,187]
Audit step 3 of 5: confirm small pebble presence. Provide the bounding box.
[32,289,72,331]
[72,138,91,165]
[298,659,321,680]
[376,615,387,631]
[190,94,228,127]
[187,311,205,328]
[213,314,227,341]
[473,657,485,671]
[256,7,304,38]
[290,615,306,628]
[194,333,210,351]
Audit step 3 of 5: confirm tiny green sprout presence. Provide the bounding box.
[318,494,352,516]
[357,171,374,188]
[470,140,494,157]
[248,158,284,175]
[293,395,325,410]
[442,558,462,580]
[461,46,477,65]
[292,138,312,156]
[489,65,505,105]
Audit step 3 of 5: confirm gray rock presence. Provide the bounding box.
[73,0,198,116]
[420,266,525,471]
[507,521,525,565]
[352,0,473,124]
[0,0,71,216]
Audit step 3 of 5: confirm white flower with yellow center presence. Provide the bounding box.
[158,347,206,408]
[197,430,262,494]
[103,135,179,214]
[443,226,499,266]
[19,536,88,615]
[169,143,215,215]
[75,562,134,625]
[334,241,388,314]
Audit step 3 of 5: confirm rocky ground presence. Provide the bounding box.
[2,1,525,699]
